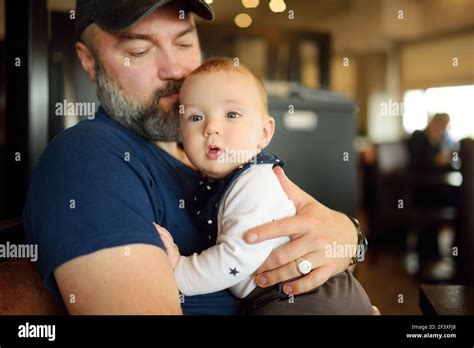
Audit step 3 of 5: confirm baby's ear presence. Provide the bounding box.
[258,116,275,150]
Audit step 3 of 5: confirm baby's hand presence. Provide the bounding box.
[154,223,180,269]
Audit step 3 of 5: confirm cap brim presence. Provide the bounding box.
[188,0,215,21]
[93,0,214,33]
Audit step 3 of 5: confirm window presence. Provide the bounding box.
[403,85,474,142]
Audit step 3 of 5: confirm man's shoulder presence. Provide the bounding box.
[38,117,146,169]
[52,117,134,151]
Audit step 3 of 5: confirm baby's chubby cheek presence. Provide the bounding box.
[180,127,202,158]
[229,130,261,152]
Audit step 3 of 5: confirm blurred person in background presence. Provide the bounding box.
[407,113,459,281]
[408,113,455,171]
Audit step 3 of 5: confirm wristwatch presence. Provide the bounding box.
[346,215,368,265]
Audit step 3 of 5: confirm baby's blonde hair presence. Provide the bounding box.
[183,57,268,114]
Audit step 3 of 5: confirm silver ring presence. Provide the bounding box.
[296,258,312,275]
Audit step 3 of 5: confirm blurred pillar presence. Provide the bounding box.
[5,0,48,218]
[458,139,474,285]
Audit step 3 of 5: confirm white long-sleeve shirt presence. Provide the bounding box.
[175,163,296,298]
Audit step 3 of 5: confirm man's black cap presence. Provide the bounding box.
[76,0,215,40]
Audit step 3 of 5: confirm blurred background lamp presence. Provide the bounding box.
[235,13,253,28]
[242,0,260,8]
[269,0,286,13]
[205,0,213,4]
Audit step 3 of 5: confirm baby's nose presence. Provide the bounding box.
[204,123,221,137]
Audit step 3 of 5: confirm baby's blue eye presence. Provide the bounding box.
[226,112,241,119]
[191,115,203,122]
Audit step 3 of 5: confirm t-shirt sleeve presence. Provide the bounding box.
[22,123,165,293]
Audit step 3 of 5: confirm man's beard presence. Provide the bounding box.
[95,58,182,142]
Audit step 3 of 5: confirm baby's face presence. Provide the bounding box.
[179,70,273,179]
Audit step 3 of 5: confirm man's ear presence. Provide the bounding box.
[258,116,275,150]
[75,41,96,81]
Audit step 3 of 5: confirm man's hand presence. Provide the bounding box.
[155,223,181,269]
[243,166,358,295]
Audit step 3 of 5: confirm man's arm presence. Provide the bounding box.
[55,244,182,314]
[244,166,358,295]
[23,123,180,314]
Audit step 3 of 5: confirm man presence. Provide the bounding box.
[408,113,453,171]
[23,0,364,314]
[407,113,457,275]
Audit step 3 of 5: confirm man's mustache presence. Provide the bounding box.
[154,81,183,101]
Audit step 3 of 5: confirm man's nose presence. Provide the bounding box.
[157,51,188,81]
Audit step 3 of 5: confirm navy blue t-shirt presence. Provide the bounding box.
[22,107,239,315]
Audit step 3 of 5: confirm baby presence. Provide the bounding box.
[157,57,373,315]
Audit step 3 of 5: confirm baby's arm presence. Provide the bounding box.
[174,165,296,297]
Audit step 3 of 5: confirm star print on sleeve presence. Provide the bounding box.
[229,267,239,276]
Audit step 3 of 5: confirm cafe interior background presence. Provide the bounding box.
[0,0,473,315]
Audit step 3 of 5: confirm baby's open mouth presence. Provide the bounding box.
[206,145,222,160]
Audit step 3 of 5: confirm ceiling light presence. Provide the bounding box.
[234,13,253,28]
[242,0,260,8]
[269,0,286,13]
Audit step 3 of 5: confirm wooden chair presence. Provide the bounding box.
[0,218,65,314]
[368,141,459,262]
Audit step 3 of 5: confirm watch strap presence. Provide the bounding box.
[346,214,368,265]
